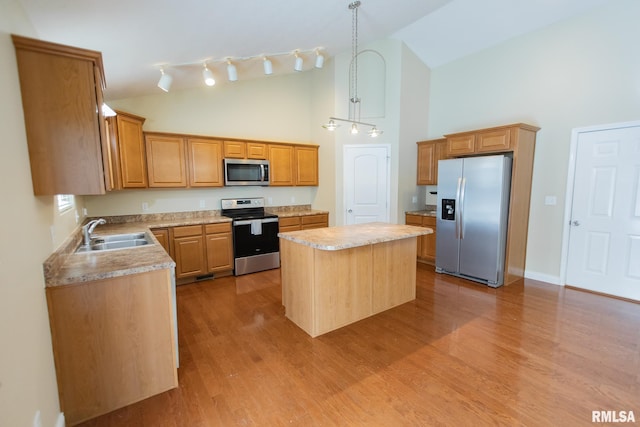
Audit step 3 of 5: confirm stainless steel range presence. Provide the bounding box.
[221,197,280,276]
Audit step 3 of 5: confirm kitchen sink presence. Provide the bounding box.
[75,232,152,253]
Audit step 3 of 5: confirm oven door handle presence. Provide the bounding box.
[234,218,279,226]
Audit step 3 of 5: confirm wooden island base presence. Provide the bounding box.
[279,223,430,337]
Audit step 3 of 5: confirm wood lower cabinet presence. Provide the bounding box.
[279,213,329,232]
[46,269,177,425]
[169,222,233,282]
[417,138,447,185]
[145,133,187,187]
[187,138,223,187]
[12,35,109,195]
[172,225,206,278]
[205,223,233,273]
[152,228,171,256]
[406,214,436,264]
[106,110,147,189]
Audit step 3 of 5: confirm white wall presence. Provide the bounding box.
[0,2,81,425]
[427,0,640,282]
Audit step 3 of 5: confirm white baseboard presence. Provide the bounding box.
[524,270,562,286]
[55,413,65,427]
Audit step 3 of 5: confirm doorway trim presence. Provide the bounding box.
[560,119,640,285]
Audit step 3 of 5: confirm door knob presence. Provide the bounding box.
[571,220,580,226]
[347,209,353,213]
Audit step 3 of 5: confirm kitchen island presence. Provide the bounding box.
[278,222,432,337]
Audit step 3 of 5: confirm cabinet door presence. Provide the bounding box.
[405,214,423,259]
[422,216,436,263]
[12,35,107,195]
[223,141,246,158]
[187,138,223,187]
[247,142,268,159]
[146,134,187,187]
[476,128,511,153]
[152,228,171,256]
[279,216,301,232]
[111,112,147,189]
[173,235,206,278]
[295,146,319,186]
[204,223,233,273]
[447,134,475,156]
[268,144,295,186]
[417,142,437,185]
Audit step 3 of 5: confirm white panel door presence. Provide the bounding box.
[343,145,390,225]
[566,125,640,300]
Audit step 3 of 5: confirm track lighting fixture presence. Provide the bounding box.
[294,52,303,72]
[315,50,325,69]
[202,64,215,86]
[263,57,273,75]
[322,1,384,138]
[226,60,238,82]
[157,68,172,92]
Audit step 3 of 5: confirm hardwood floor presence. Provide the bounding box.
[78,264,640,426]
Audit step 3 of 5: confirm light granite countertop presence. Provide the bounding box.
[405,209,437,217]
[44,207,328,287]
[278,222,432,251]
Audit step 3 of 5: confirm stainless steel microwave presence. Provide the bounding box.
[224,158,270,186]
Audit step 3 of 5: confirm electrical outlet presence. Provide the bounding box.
[544,196,557,206]
[142,202,149,211]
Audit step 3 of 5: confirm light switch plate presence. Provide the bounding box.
[544,196,557,206]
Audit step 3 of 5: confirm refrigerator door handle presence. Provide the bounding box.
[455,177,462,239]
[459,177,467,239]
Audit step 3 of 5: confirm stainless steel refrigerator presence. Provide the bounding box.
[435,155,512,287]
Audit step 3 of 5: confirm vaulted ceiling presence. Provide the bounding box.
[16,0,608,100]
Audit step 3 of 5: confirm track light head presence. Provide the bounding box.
[263,57,273,75]
[315,50,325,69]
[157,68,172,92]
[226,60,238,82]
[202,64,215,86]
[294,52,303,72]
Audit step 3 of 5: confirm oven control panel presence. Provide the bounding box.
[221,197,265,210]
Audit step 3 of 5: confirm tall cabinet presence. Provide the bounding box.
[12,35,110,195]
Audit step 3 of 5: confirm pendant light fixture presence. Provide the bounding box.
[294,51,303,72]
[263,57,273,75]
[202,63,215,86]
[322,1,383,137]
[226,60,238,82]
[157,68,173,92]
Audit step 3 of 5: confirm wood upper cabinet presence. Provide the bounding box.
[106,110,147,189]
[476,128,511,153]
[417,138,446,185]
[268,144,295,186]
[145,133,188,187]
[294,146,319,186]
[223,140,268,159]
[187,138,223,187]
[204,223,233,273]
[12,35,109,195]
[447,134,476,156]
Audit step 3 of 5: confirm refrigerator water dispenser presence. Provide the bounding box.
[441,199,455,221]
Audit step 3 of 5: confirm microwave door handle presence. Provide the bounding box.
[259,164,264,182]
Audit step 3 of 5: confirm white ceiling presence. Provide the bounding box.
[16,0,608,100]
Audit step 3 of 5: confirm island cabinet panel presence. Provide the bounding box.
[314,246,373,334]
[280,241,315,334]
[145,133,187,187]
[46,269,177,426]
[372,238,417,313]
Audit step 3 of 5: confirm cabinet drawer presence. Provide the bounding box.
[447,135,475,156]
[422,216,436,227]
[476,129,511,152]
[279,216,301,228]
[301,214,328,226]
[204,222,231,234]
[173,225,203,238]
[405,214,422,226]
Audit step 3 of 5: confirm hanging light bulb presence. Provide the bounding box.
[322,119,339,131]
[368,127,383,137]
[263,57,273,75]
[350,123,359,134]
[202,64,215,86]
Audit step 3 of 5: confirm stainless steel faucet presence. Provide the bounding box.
[82,218,106,245]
